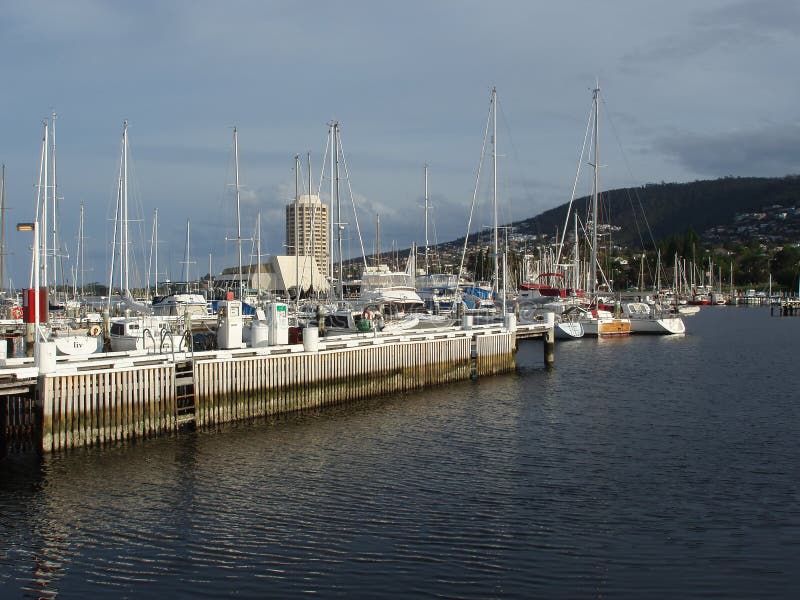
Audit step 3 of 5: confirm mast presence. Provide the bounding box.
[424,162,429,275]
[208,252,213,299]
[589,85,599,298]
[153,208,159,296]
[307,151,314,296]
[0,164,5,293]
[50,112,58,301]
[183,220,191,290]
[42,121,49,292]
[233,127,244,300]
[122,121,129,294]
[256,213,262,296]
[328,123,335,300]
[656,250,661,293]
[573,214,580,292]
[334,122,343,300]
[492,86,499,296]
[376,213,380,267]
[78,202,84,297]
[294,153,300,302]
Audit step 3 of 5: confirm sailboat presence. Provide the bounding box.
[26,117,103,355]
[414,165,460,316]
[108,122,196,353]
[572,85,630,337]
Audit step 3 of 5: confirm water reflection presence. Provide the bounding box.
[1,307,799,598]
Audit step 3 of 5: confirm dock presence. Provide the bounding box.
[1,321,553,455]
[771,299,800,316]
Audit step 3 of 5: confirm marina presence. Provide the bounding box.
[2,3,800,597]
[1,318,551,455]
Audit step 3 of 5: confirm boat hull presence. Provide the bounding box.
[555,321,584,339]
[52,333,104,356]
[582,317,631,337]
[110,332,188,352]
[628,316,686,335]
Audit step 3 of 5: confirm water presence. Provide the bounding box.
[2,306,799,599]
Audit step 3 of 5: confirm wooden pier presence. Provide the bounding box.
[1,322,552,455]
[771,299,800,316]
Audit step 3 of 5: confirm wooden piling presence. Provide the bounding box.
[12,329,523,454]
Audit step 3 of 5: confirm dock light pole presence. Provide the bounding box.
[17,221,41,346]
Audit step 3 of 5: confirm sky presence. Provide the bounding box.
[1,0,798,291]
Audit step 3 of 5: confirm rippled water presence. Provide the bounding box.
[2,306,799,598]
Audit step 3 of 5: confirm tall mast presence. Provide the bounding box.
[42,121,49,291]
[328,123,335,300]
[122,121,129,293]
[334,123,343,301]
[78,202,84,297]
[573,213,579,291]
[50,112,58,300]
[492,86,499,296]
[376,213,380,266]
[153,208,159,296]
[208,252,213,298]
[0,164,5,293]
[308,151,314,296]
[182,220,191,289]
[233,127,243,300]
[589,85,600,298]
[294,153,300,302]
[256,213,262,296]
[424,162,429,275]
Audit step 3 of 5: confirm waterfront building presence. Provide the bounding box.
[286,194,329,279]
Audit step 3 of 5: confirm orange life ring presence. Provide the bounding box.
[11,306,22,319]
[88,324,102,337]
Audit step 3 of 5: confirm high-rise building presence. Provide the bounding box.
[286,194,329,279]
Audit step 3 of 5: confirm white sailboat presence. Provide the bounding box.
[619,301,686,334]
[29,117,102,356]
[108,122,195,353]
[574,85,631,337]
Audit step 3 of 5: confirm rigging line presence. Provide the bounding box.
[107,147,123,311]
[600,94,658,252]
[316,134,330,198]
[336,130,369,270]
[555,101,594,268]
[496,96,526,233]
[217,135,235,274]
[459,90,493,282]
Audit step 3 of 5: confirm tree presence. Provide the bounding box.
[770,246,800,291]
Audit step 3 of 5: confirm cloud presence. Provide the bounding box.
[656,123,800,176]
[622,0,800,66]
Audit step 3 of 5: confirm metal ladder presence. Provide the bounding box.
[174,360,196,425]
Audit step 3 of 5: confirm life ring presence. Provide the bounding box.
[362,309,372,320]
[88,324,102,337]
[11,306,23,319]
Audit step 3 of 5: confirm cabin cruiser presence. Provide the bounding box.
[109,316,192,352]
[151,293,209,317]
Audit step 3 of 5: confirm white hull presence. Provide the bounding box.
[629,316,686,335]
[620,303,686,334]
[52,333,104,356]
[109,316,191,352]
[555,321,584,339]
[110,332,188,352]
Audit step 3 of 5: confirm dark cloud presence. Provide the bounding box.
[656,123,800,176]
[623,0,799,66]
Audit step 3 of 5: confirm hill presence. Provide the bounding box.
[511,175,800,248]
